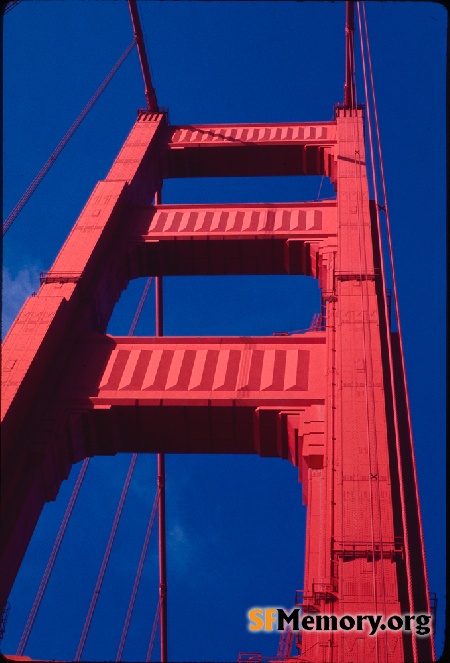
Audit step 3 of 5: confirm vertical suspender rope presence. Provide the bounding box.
[14,49,147,643]
[75,1,162,654]
[353,7,398,657]
[124,9,166,655]
[16,458,91,655]
[351,116,384,663]
[154,188,168,663]
[355,0,390,641]
[11,37,138,651]
[116,279,163,662]
[75,278,153,660]
[360,4,433,660]
[343,6,386,660]
[14,2,161,656]
[156,453,167,662]
[3,39,136,236]
[74,455,138,661]
[116,490,159,661]
[347,60,382,659]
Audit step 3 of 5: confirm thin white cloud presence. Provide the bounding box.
[2,265,41,338]
[167,520,197,574]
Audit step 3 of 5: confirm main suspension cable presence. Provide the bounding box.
[355,2,389,634]
[3,38,136,236]
[344,1,356,108]
[360,4,434,660]
[3,0,21,14]
[16,458,91,655]
[127,0,159,111]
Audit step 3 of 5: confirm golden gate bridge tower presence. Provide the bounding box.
[1,2,439,662]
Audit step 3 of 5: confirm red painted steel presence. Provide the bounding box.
[54,333,326,470]
[157,453,167,663]
[140,202,337,235]
[154,233,168,660]
[69,334,324,400]
[300,107,402,662]
[168,121,336,144]
[163,120,337,179]
[15,458,90,656]
[0,103,433,662]
[128,201,336,278]
[357,5,434,659]
[1,113,166,613]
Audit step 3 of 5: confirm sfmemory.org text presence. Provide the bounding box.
[247,608,432,636]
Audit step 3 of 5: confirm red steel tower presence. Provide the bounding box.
[1,6,434,663]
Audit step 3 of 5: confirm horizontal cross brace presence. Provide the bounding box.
[162,122,336,179]
[60,334,326,461]
[167,122,337,146]
[128,202,336,277]
[39,271,81,285]
[332,539,404,560]
[64,333,326,406]
[135,201,337,236]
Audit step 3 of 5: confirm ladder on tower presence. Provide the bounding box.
[276,627,294,660]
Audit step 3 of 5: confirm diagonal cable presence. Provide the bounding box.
[16,458,91,655]
[129,277,153,335]
[75,277,153,660]
[146,599,161,663]
[3,1,21,14]
[116,489,159,661]
[3,38,136,236]
[74,455,138,661]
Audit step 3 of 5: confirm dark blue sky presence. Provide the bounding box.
[2,2,446,661]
